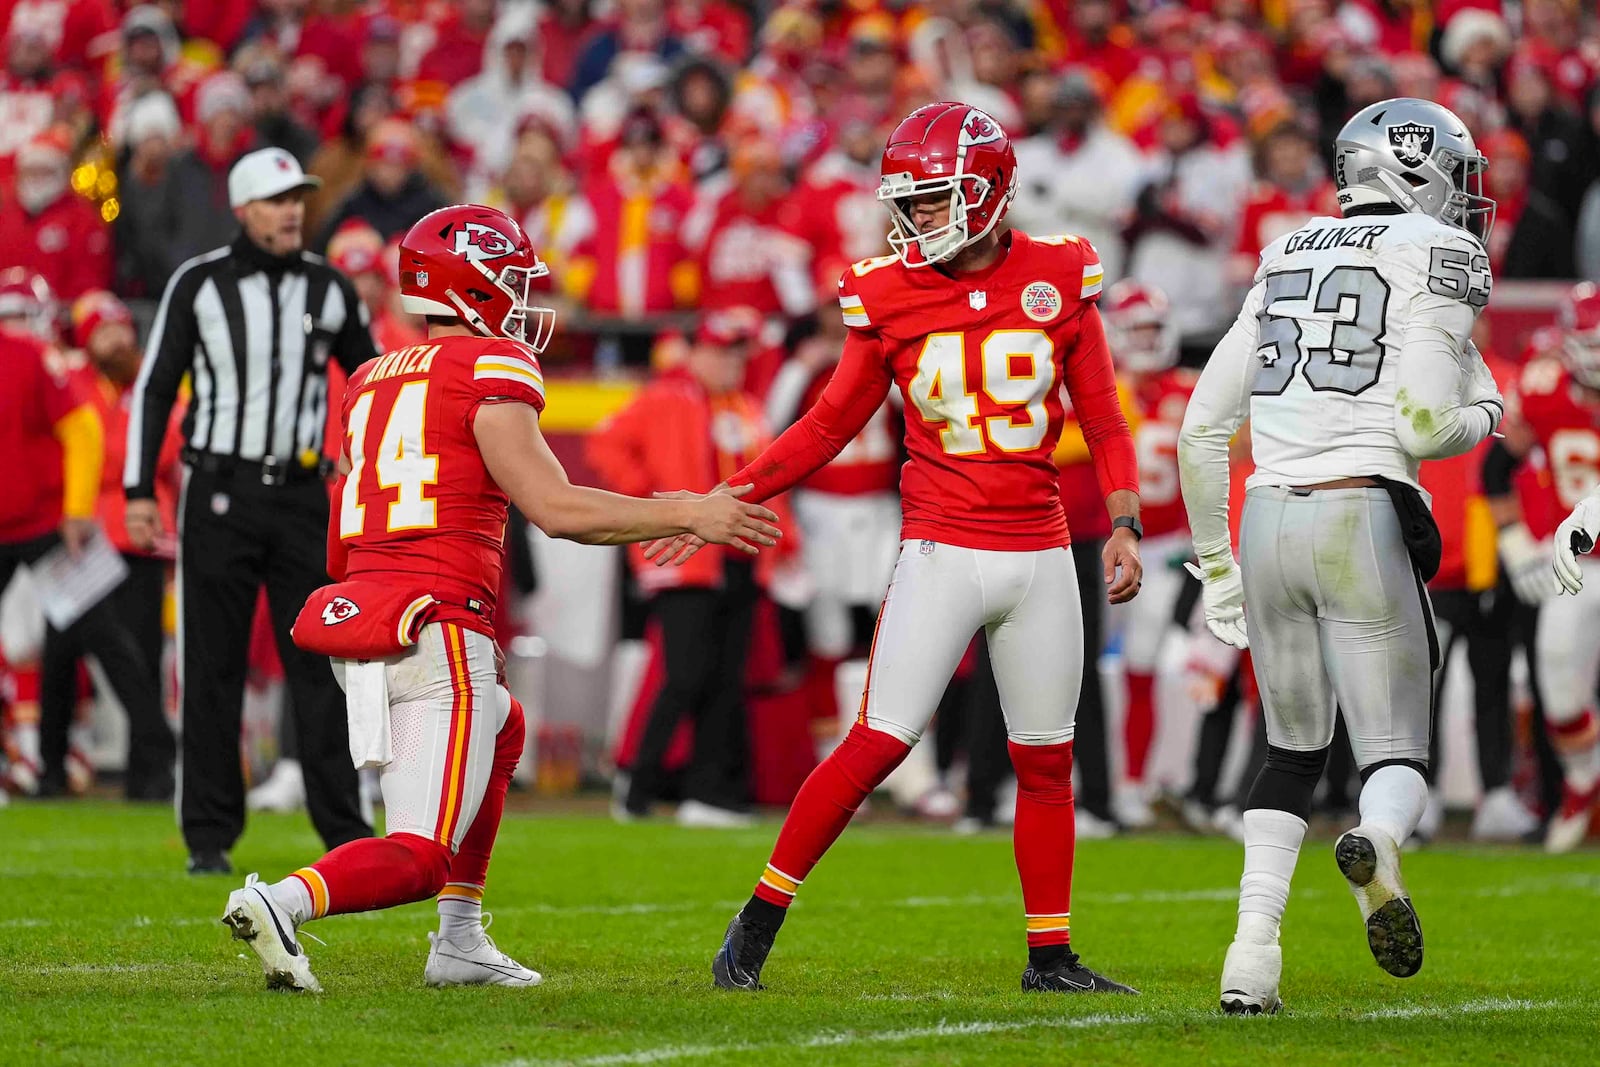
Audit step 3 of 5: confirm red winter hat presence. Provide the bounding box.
[70,289,134,349]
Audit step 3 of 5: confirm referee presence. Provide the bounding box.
[125,147,376,874]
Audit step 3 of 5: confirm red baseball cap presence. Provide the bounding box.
[696,307,764,348]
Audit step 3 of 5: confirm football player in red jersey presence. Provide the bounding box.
[220,205,782,993]
[1485,281,1600,853]
[663,102,1143,994]
[1098,280,1200,827]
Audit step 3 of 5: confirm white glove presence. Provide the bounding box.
[1554,493,1600,595]
[1184,559,1248,649]
[1462,342,1503,433]
[1498,523,1554,605]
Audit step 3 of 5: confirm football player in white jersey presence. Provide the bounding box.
[1177,98,1504,1015]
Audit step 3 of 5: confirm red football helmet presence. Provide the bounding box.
[1560,281,1600,389]
[0,267,58,342]
[877,101,1017,268]
[1103,280,1179,374]
[397,205,556,351]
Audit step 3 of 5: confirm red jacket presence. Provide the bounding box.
[587,368,792,593]
[0,334,89,543]
[571,162,695,317]
[75,362,182,559]
[0,191,112,302]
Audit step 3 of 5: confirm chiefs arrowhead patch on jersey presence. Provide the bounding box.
[322,596,361,625]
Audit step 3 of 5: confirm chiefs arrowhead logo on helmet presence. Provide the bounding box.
[958,109,1002,147]
[322,596,361,625]
[452,222,517,262]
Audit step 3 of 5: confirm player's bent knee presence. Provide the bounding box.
[1357,757,1427,783]
[1008,739,1074,800]
[833,722,914,791]
[1007,726,1076,748]
[387,831,454,898]
[1244,744,1330,821]
[860,714,921,747]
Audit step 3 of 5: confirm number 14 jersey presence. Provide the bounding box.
[823,230,1137,550]
[1241,211,1492,491]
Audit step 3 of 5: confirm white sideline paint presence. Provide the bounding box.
[493,1000,1570,1067]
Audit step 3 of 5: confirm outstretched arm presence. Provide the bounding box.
[474,402,781,551]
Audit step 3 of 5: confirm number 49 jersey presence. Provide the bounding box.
[839,230,1134,550]
[333,335,546,617]
[1242,211,1491,490]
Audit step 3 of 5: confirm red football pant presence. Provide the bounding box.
[1011,740,1075,948]
[293,698,526,917]
[1123,671,1156,783]
[752,722,910,907]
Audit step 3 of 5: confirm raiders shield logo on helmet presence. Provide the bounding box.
[1386,122,1435,168]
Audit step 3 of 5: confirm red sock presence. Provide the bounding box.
[1010,740,1075,949]
[752,722,910,908]
[291,832,451,918]
[1123,671,1156,783]
[447,697,526,890]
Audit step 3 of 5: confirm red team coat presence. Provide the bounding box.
[1129,367,1198,539]
[732,231,1138,545]
[296,335,545,660]
[0,332,87,543]
[1510,356,1600,541]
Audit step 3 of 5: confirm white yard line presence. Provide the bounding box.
[1356,997,1561,1020]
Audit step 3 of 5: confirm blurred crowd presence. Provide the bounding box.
[2,0,1599,846]
[2,0,1599,358]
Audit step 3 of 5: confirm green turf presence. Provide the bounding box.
[1,800,1597,1066]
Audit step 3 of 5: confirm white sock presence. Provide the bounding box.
[437,886,484,945]
[268,877,313,927]
[1358,764,1429,846]
[1235,808,1308,945]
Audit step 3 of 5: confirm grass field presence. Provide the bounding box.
[2,800,1598,1066]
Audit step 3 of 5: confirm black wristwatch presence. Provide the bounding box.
[1112,515,1143,541]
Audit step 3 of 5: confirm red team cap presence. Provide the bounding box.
[0,267,58,341]
[695,306,764,348]
[1559,281,1600,389]
[327,220,385,277]
[69,290,134,349]
[397,204,557,352]
[876,101,1018,268]
[1102,280,1180,374]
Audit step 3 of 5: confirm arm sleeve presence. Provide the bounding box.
[1062,303,1138,501]
[729,328,893,502]
[54,403,104,521]
[331,273,381,374]
[125,266,200,499]
[1394,297,1495,460]
[1179,283,1264,571]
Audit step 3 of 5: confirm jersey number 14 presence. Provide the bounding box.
[339,381,441,538]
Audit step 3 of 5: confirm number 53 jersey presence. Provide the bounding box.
[837,230,1137,550]
[1239,211,1492,491]
[331,335,547,621]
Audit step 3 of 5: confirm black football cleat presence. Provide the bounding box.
[711,911,777,991]
[188,851,233,876]
[1022,951,1140,994]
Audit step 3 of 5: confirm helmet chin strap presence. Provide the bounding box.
[446,288,496,337]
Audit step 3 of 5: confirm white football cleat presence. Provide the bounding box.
[1219,939,1282,1015]
[676,800,754,829]
[1112,786,1155,829]
[1075,808,1119,839]
[1212,805,1247,843]
[1544,781,1599,854]
[1335,826,1423,978]
[1471,786,1539,842]
[425,922,542,988]
[221,874,322,992]
[247,759,306,813]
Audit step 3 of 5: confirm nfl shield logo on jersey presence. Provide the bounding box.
[969,290,987,311]
[1021,282,1062,322]
[1387,122,1435,167]
[322,596,361,626]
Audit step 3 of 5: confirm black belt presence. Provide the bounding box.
[182,448,334,486]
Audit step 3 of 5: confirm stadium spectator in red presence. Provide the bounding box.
[314,118,448,249]
[0,128,111,301]
[445,5,575,195]
[1505,43,1596,226]
[102,5,205,143]
[1522,0,1600,106]
[670,0,750,69]
[59,289,180,801]
[416,0,499,88]
[1051,0,1141,90]
[588,308,779,827]
[782,97,893,293]
[0,0,116,84]
[684,137,813,321]
[1437,7,1513,96]
[0,24,64,181]
[1481,127,1575,280]
[482,117,590,285]
[536,0,596,90]
[570,0,684,101]
[1230,120,1339,282]
[0,269,167,802]
[566,106,695,361]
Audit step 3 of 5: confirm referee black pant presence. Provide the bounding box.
[178,469,370,856]
[1,533,172,797]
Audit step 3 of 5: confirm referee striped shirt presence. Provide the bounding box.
[125,233,379,498]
